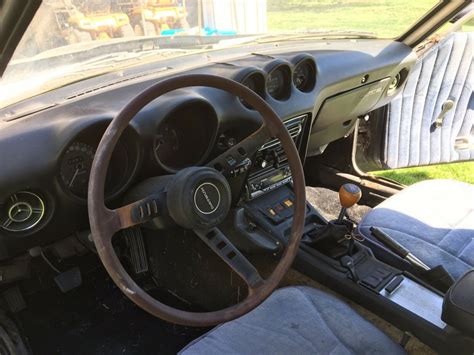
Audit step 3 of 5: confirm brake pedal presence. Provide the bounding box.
[123,228,149,275]
[54,267,82,293]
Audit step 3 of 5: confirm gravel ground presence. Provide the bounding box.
[305,186,372,222]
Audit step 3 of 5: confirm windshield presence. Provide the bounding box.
[1,0,439,107]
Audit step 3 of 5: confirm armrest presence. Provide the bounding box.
[441,269,474,336]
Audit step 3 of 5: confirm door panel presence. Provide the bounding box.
[384,32,473,169]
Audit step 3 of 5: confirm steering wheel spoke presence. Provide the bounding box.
[194,227,264,289]
[114,192,166,230]
[207,125,272,176]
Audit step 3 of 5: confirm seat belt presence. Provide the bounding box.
[420,265,455,293]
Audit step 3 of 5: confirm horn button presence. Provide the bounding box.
[167,167,232,230]
[194,182,221,215]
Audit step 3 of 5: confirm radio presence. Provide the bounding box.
[245,114,306,199]
[247,164,292,198]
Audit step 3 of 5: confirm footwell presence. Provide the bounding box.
[16,270,208,355]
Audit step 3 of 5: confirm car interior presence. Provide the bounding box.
[0,0,473,354]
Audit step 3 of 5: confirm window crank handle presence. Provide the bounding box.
[432,98,455,130]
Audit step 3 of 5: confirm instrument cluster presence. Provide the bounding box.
[239,55,317,108]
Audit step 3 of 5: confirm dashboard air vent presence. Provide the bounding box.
[260,115,305,150]
[387,68,409,96]
[0,191,46,233]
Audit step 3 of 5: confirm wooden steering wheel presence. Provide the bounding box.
[88,74,306,326]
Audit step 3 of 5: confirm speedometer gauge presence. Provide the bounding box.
[58,124,136,201]
[59,142,95,198]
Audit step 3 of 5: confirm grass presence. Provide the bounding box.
[267,1,474,37]
[267,0,474,186]
[267,0,439,38]
[373,162,474,185]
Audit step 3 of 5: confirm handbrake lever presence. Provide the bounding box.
[370,227,430,271]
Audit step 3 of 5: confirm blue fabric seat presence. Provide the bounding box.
[180,286,405,354]
[359,179,474,280]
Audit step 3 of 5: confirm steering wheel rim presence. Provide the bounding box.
[88,74,306,327]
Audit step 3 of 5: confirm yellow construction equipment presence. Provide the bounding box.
[118,0,188,36]
[47,0,134,43]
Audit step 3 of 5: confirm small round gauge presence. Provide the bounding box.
[242,76,258,92]
[293,60,316,92]
[266,66,290,100]
[240,73,265,109]
[59,142,95,198]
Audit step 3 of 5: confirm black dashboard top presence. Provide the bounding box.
[0,39,415,259]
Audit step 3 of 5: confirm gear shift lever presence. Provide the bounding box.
[337,183,362,223]
[305,183,362,259]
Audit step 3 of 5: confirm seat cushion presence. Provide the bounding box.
[180,286,404,355]
[359,179,474,280]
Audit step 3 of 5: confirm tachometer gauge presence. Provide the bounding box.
[59,142,95,198]
[154,123,180,154]
[153,103,217,172]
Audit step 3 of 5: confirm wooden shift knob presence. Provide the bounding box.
[339,184,362,208]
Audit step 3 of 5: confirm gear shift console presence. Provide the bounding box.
[337,184,362,223]
[306,183,363,258]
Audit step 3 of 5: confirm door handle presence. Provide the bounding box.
[431,99,455,132]
[454,136,474,150]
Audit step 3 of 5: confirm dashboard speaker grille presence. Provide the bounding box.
[0,191,45,233]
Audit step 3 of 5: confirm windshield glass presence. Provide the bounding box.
[1,0,439,107]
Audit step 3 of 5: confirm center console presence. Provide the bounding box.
[226,114,327,253]
[225,115,474,353]
[244,114,305,200]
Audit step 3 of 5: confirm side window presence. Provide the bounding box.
[366,8,474,186]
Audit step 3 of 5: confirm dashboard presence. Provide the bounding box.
[0,39,415,259]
